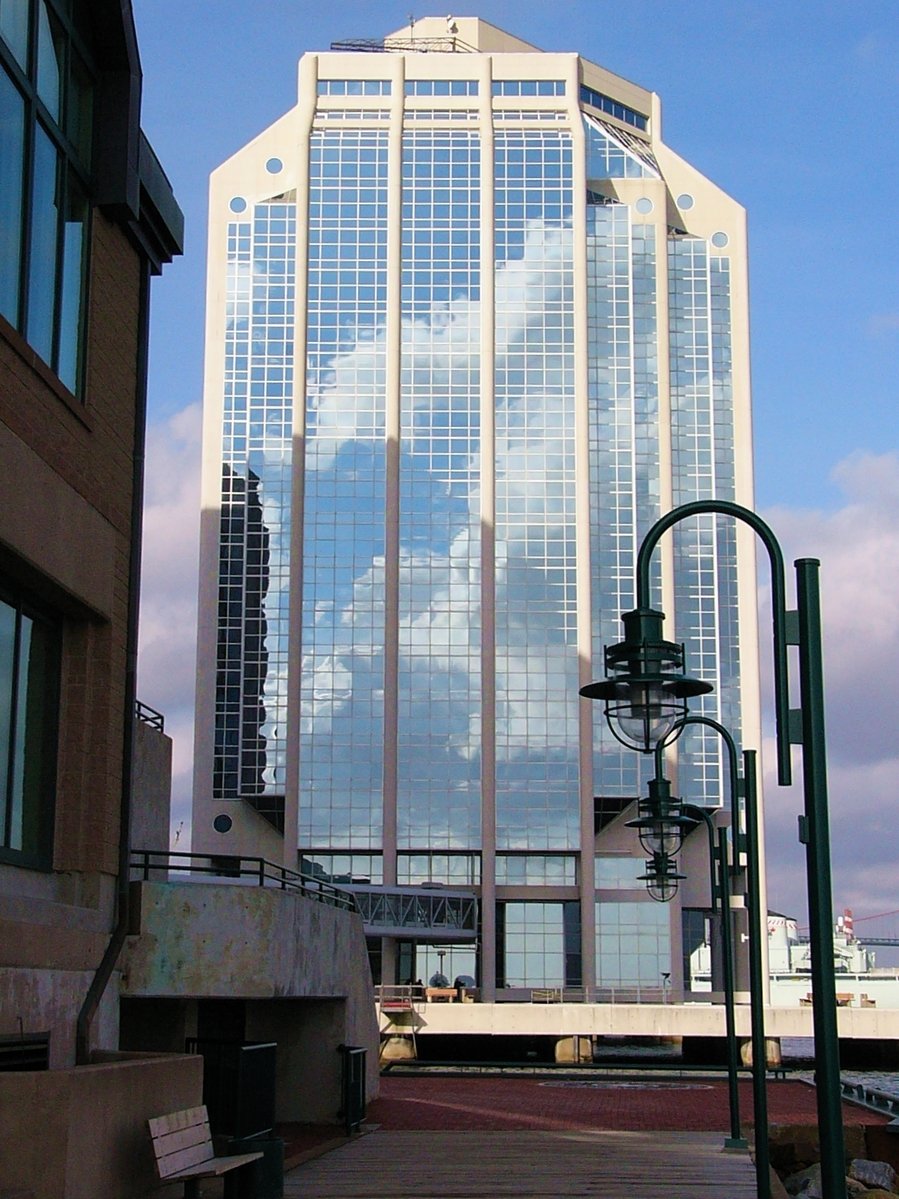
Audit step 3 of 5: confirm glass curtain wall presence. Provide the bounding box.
[215,191,295,828]
[668,237,739,805]
[493,129,579,854]
[396,129,482,854]
[298,128,390,850]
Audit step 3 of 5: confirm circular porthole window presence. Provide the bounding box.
[711,231,729,248]
[266,157,283,174]
[229,196,247,214]
[213,813,233,834]
[635,197,654,215]
[676,193,694,211]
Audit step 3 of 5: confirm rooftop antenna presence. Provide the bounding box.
[409,13,415,41]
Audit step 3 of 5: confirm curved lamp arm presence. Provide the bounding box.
[636,499,792,786]
[654,712,740,797]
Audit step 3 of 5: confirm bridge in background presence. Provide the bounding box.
[847,908,899,947]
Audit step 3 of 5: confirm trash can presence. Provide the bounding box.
[225,1135,284,1199]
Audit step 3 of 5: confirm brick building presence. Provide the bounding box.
[0,3,190,1192]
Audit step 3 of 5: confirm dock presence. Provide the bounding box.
[285,1129,759,1197]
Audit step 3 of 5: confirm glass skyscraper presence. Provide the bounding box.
[193,17,763,1000]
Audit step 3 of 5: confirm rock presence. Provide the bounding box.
[769,1123,868,1176]
[849,1159,899,1192]
[782,1163,877,1199]
[783,1163,821,1195]
[858,1192,899,1199]
[845,1179,869,1197]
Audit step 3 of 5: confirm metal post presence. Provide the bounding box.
[743,751,771,1199]
[795,559,844,1195]
[589,501,843,1199]
[678,799,743,1147]
[654,723,752,1154]
[716,824,746,1150]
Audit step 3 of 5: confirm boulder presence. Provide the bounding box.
[782,1163,874,1199]
[783,1163,820,1196]
[849,1159,898,1193]
[769,1124,867,1175]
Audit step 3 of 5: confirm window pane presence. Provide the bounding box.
[56,169,85,391]
[26,120,59,363]
[67,48,92,166]
[0,594,58,862]
[0,66,25,324]
[0,599,14,845]
[8,613,30,848]
[0,0,29,69]
[16,610,57,858]
[36,0,62,121]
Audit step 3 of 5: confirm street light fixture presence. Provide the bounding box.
[638,851,686,902]
[628,775,691,857]
[582,499,844,1199]
[579,607,712,752]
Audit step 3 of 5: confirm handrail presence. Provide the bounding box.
[134,700,165,732]
[130,849,357,911]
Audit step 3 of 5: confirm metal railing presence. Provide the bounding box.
[527,985,670,1004]
[374,984,673,1006]
[840,1080,899,1123]
[130,850,357,911]
[134,700,165,731]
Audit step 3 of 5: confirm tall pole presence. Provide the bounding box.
[795,560,844,1194]
[680,801,745,1151]
[661,717,767,1195]
[716,824,745,1151]
[743,750,770,1199]
[629,501,843,1198]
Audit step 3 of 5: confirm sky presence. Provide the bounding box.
[131,2,899,935]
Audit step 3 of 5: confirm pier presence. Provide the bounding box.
[377,994,899,1048]
[286,1129,759,1198]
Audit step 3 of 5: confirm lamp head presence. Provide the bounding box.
[580,607,712,752]
[639,851,685,903]
[626,777,692,857]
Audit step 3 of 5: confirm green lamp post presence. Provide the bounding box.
[636,717,772,1185]
[581,499,844,1199]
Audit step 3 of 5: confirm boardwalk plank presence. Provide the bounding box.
[285,1130,757,1198]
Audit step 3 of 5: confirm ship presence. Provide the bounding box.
[690,909,899,1008]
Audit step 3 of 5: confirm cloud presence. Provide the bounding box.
[759,451,899,926]
[866,312,899,338]
[137,402,202,844]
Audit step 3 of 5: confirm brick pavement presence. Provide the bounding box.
[366,1073,889,1133]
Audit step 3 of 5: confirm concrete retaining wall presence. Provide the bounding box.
[123,881,380,1113]
[379,1001,899,1041]
[0,1052,201,1199]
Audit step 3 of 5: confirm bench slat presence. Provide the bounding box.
[148,1106,208,1138]
[167,1151,264,1181]
[156,1141,216,1179]
[153,1123,212,1157]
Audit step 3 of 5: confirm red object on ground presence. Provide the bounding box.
[367,1075,888,1133]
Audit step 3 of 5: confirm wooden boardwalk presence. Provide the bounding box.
[284,1129,759,1198]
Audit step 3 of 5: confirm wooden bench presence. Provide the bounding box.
[800,991,854,1007]
[148,1105,263,1198]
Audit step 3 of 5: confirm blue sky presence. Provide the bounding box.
[131,2,899,931]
